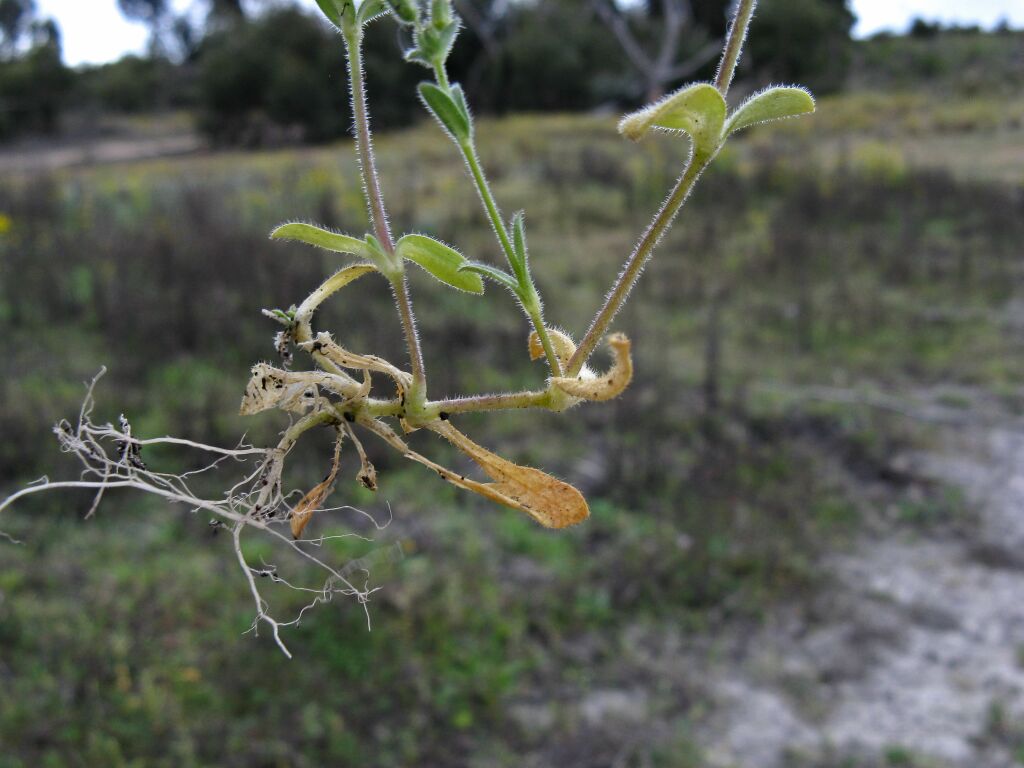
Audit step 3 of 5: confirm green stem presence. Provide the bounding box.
[525,302,562,376]
[459,136,563,377]
[282,410,337,447]
[430,63,562,377]
[390,275,426,400]
[345,26,427,392]
[567,0,758,377]
[566,157,707,376]
[433,61,450,90]
[460,138,516,269]
[346,27,393,251]
[714,0,757,95]
[428,389,552,416]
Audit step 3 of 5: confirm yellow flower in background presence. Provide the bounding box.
[0,213,11,235]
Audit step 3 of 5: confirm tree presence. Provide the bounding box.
[746,0,855,93]
[618,0,856,95]
[117,0,170,54]
[489,0,626,111]
[452,0,508,99]
[908,17,941,39]
[197,7,350,144]
[0,0,34,57]
[208,0,245,20]
[0,11,70,138]
[590,0,721,100]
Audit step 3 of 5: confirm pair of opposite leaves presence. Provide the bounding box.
[619,82,815,159]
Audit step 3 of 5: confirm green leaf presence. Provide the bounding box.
[723,86,816,137]
[390,0,419,24]
[271,223,368,257]
[459,262,519,293]
[433,19,460,60]
[510,211,528,276]
[414,18,459,68]
[395,234,484,293]
[431,0,453,27]
[618,82,726,159]
[357,0,389,25]
[418,82,471,142]
[262,307,296,327]
[449,84,471,127]
[313,0,342,26]
[404,46,433,68]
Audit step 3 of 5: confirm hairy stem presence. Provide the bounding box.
[433,61,451,90]
[430,62,562,377]
[363,390,551,420]
[390,276,426,394]
[714,0,757,95]
[567,0,758,377]
[428,389,552,416]
[346,28,393,250]
[458,138,563,377]
[566,156,706,376]
[345,27,427,392]
[459,139,516,281]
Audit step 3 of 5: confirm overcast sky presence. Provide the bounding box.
[35,0,1024,67]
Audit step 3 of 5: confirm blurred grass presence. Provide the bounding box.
[1,84,1023,764]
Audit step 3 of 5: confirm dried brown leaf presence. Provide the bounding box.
[429,422,589,529]
[550,333,632,402]
[290,435,343,539]
[239,363,354,416]
[528,328,577,371]
[300,332,413,395]
[355,416,588,528]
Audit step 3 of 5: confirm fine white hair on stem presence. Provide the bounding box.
[0,369,390,657]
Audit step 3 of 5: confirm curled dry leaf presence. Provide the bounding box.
[290,434,344,539]
[528,328,578,372]
[550,333,632,402]
[240,363,357,416]
[300,332,413,396]
[429,421,589,529]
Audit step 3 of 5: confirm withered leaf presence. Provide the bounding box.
[240,363,354,416]
[429,421,589,529]
[528,328,578,372]
[355,415,588,529]
[550,333,632,402]
[299,332,413,395]
[290,435,343,539]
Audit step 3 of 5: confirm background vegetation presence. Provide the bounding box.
[0,0,859,143]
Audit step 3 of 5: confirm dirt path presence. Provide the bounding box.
[0,134,204,174]
[697,420,1024,767]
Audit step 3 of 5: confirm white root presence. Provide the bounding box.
[0,370,393,657]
